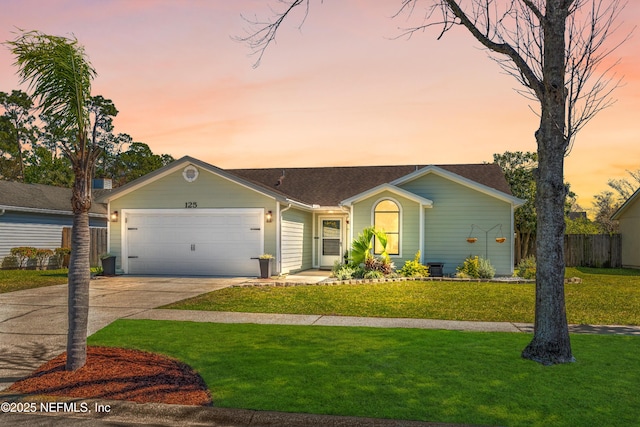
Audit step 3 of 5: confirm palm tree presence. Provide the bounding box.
[7,31,99,370]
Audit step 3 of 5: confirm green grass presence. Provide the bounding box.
[164,267,640,325]
[89,319,640,427]
[0,269,68,293]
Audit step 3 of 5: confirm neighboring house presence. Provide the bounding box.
[0,181,108,263]
[611,188,640,269]
[98,156,524,277]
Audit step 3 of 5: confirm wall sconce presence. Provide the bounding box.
[265,210,273,223]
[110,211,118,222]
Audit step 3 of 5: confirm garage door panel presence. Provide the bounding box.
[125,209,262,276]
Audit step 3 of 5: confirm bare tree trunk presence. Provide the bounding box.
[66,167,92,371]
[522,233,531,260]
[522,1,574,365]
[15,128,25,181]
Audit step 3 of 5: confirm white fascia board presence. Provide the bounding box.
[0,205,108,218]
[611,188,640,220]
[283,198,317,211]
[284,199,346,213]
[391,165,525,207]
[100,156,285,203]
[340,183,434,207]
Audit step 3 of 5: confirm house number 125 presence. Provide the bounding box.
[185,202,198,208]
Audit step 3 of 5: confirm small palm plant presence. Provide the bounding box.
[350,227,390,265]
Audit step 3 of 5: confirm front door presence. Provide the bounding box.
[320,218,342,267]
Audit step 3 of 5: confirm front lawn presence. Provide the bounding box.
[164,267,640,325]
[88,319,640,427]
[0,268,68,293]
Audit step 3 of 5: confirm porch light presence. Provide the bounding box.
[110,211,118,222]
[266,211,273,223]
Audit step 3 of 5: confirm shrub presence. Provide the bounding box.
[35,248,54,270]
[364,256,394,276]
[398,251,430,278]
[2,256,19,270]
[10,247,37,269]
[332,263,357,280]
[363,270,384,280]
[54,247,71,269]
[350,227,391,266]
[456,256,495,279]
[477,257,496,279]
[516,255,536,280]
[456,255,479,278]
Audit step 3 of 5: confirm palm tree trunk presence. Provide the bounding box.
[66,177,92,371]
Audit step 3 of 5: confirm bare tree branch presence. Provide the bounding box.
[234,0,311,68]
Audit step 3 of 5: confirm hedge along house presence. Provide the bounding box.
[99,156,524,277]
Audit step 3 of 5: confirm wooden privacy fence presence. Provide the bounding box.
[564,234,621,268]
[515,233,621,268]
[61,227,108,267]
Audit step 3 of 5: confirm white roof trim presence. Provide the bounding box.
[0,205,107,218]
[391,165,525,207]
[100,156,285,203]
[341,183,434,207]
[611,188,640,220]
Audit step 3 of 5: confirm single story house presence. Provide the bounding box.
[611,188,640,269]
[98,156,524,277]
[0,180,108,264]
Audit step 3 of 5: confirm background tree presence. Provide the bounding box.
[0,89,37,181]
[111,142,174,186]
[23,145,74,186]
[7,30,99,370]
[1,88,173,188]
[606,168,640,205]
[493,151,537,262]
[590,168,640,233]
[241,0,627,365]
[592,191,619,233]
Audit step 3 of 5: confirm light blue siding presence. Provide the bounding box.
[400,174,513,276]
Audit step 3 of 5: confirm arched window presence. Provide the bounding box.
[374,199,400,255]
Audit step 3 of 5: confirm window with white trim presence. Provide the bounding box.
[374,199,400,255]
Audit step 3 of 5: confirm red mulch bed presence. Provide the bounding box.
[8,346,213,406]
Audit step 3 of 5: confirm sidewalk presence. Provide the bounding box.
[126,309,640,335]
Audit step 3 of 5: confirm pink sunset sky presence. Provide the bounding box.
[1,1,638,208]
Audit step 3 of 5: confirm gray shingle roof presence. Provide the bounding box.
[229,163,512,206]
[0,180,108,215]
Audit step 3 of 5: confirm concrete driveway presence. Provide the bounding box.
[0,276,243,391]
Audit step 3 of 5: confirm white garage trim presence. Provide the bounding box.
[120,208,264,276]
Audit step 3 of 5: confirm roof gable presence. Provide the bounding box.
[341,183,434,207]
[612,188,640,220]
[391,165,525,206]
[99,156,287,204]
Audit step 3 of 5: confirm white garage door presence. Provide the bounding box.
[124,209,263,276]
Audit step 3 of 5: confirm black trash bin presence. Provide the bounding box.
[101,256,116,276]
[427,262,444,278]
